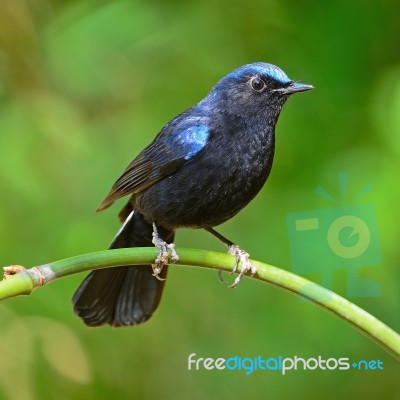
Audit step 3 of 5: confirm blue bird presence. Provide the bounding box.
[72,62,313,327]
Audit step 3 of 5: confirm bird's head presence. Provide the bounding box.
[208,62,313,121]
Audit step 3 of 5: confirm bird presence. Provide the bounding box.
[72,62,313,327]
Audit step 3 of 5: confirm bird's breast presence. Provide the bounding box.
[135,125,275,229]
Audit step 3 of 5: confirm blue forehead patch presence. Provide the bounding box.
[229,62,291,85]
[254,63,291,84]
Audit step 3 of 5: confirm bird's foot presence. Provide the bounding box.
[227,245,257,288]
[152,223,179,281]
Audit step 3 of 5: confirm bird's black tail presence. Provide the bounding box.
[72,207,174,327]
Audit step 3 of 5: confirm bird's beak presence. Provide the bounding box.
[273,82,314,95]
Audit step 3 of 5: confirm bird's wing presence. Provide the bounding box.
[97,114,210,211]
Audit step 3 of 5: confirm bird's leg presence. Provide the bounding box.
[205,227,257,288]
[227,246,257,288]
[152,223,179,280]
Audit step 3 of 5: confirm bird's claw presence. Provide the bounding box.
[227,245,256,288]
[217,269,228,284]
[152,224,179,280]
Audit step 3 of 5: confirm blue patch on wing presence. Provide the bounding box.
[174,124,209,160]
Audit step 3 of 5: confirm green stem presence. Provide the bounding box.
[1,247,399,360]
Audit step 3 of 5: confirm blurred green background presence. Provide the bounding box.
[0,0,399,399]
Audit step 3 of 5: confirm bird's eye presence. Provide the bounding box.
[250,77,265,92]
